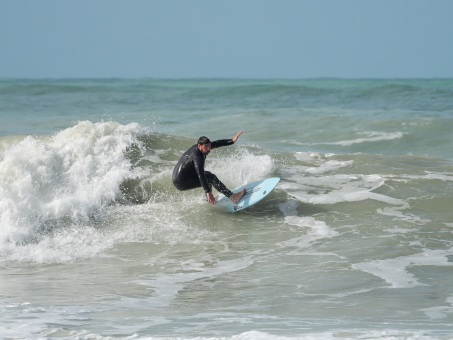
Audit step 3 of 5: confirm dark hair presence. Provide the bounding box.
[197,136,211,145]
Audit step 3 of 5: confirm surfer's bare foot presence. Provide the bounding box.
[230,188,246,204]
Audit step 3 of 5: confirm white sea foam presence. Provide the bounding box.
[277,200,338,251]
[352,248,453,288]
[377,206,431,225]
[0,121,146,262]
[420,297,453,320]
[293,151,336,163]
[133,256,254,308]
[283,131,405,147]
[294,152,353,174]
[327,131,405,146]
[401,171,453,182]
[209,149,274,188]
[279,171,404,207]
[277,151,428,227]
[0,301,91,339]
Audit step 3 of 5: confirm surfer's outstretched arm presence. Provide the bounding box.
[232,131,243,143]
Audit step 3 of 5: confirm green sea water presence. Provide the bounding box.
[1,79,453,339]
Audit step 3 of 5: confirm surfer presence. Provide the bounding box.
[172,131,246,205]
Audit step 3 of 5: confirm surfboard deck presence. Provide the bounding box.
[215,177,280,212]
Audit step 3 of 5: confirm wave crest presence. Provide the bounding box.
[0,121,145,247]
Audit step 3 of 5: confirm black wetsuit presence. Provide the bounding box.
[172,139,234,197]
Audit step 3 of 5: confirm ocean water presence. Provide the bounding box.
[0,78,453,339]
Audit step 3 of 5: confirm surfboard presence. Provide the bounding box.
[215,177,280,212]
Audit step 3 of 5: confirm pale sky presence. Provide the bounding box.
[1,0,452,79]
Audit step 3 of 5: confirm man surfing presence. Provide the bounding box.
[172,131,246,205]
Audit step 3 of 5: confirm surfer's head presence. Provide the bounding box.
[197,136,212,154]
[198,136,211,145]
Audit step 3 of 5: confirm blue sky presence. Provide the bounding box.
[1,0,452,79]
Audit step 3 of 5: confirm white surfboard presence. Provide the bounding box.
[215,177,280,212]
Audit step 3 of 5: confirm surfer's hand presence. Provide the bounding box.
[232,131,243,143]
[206,192,216,205]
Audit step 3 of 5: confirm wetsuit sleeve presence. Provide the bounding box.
[193,154,211,193]
[211,139,235,149]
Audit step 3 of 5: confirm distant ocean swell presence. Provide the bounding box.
[2,78,452,110]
